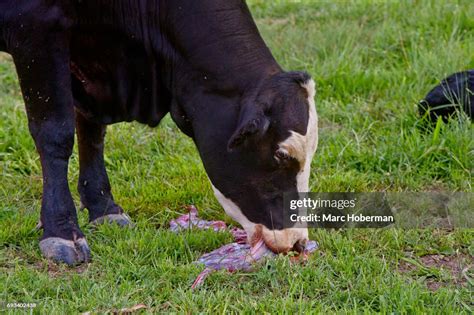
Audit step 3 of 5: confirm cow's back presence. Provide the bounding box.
[1,0,278,127]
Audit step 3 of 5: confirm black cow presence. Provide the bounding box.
[419,70,473,122]
[0,0,318,265]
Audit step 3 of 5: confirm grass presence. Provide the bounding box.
[1,0,473,313]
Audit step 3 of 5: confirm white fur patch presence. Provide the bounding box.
[278,131,307,167]
[211,184,256,238]
[278,78,318,192]
[297,79,318,192]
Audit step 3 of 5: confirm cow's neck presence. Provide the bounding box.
[163,1,280,89]
[162,1,281,141]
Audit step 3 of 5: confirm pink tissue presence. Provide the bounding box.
[169,205,227,232]
[169,205,318,288]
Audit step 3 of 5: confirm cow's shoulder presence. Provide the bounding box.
[3,0,74,31]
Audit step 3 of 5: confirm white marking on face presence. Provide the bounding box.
[278,131,307,167]
[298,79,318,191]
[277,78,318,192]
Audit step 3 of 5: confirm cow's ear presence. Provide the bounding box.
[287,71,311,85]
[227,109,270,151]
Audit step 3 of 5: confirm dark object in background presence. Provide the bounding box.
[419,70,473,122]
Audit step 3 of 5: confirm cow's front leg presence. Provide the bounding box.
[10,22,89,265]
[76,112,132,226]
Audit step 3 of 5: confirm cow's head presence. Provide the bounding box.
[204,71,318,253]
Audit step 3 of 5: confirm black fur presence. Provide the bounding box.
[419,70,473,122]
[0,0,314,263]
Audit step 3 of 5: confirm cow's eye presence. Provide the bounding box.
[274,149,298,168]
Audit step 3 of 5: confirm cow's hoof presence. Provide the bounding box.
[90,213,133,227]
[39,237,91,266]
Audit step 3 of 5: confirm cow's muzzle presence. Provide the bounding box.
[251,225,309,254]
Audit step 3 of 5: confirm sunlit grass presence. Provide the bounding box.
[0,0,473,313]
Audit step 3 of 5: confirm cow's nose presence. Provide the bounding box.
[292,239,307,253]
[256,225,309,254]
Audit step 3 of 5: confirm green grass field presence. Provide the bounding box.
[1,1,473,313]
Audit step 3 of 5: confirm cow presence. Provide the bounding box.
[0,0,318,265]
[419,70,473,122]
